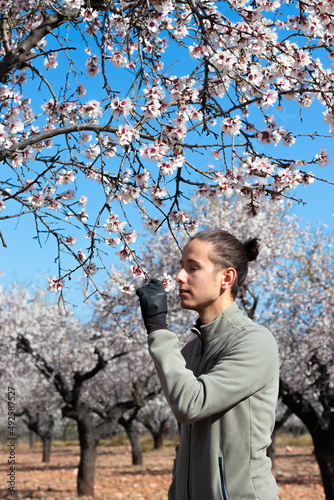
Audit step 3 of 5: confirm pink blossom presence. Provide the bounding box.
[77,249,87,262]
[81,132,92,143]
[119,283,135,294]
[77,83,86,96]
[0,197,6,212]
[80,100,102,119]
[77,209,88,222]
[220,115,242,136]
[189,44,204,59]
[109,51,127,67]
[131,266,144,277]
[169,210,190,224]
[135,169,150,188]
[110,97,133,118]
[105,237,121,247]
[246,64,263,86]
[65,235,77,246]
[151,185,166,200]
[44,52,58,70]
[84,143,100,159]
[85,55,100,76]
[116,246,132,261]
[63,0,83,8]
[210,149,222,160]
[84,262,97,276]
[79,195,88,206]
[56,169,76,185]
[60,189,75,201]
[123,230,137,244]
[315,148,330,167]
[147,18,160,33]
[160,272,176,292]
[140,142,168,162]
[260,89,278,109]
[158,160,177,176]
[116,185,140,204]
[116,124,139,146]
[145,218,161,231]
[47,276,65,293]
[81,7,99,22]
[104,212,127,233]
[0,124,8,145]
[28,193,45,207]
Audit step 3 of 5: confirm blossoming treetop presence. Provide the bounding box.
[0,0,333,295]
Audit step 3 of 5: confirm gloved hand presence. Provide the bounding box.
[136,278,168,334]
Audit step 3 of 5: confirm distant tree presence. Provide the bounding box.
[119,409,143,465]
[0,284,137,496]
[138,396,177,450]
[16,375,62,463]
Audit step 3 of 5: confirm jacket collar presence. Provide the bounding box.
[191,301,242,344]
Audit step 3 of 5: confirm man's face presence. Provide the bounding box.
[176,238,226,322]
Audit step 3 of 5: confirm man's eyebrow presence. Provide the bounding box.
[180,258,201,265]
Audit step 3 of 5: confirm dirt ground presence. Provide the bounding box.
[0,444,325,499]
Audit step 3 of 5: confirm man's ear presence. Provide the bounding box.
[221,268,236,290]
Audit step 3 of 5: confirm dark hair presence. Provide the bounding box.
[190,229,260,299]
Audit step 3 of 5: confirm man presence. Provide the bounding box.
[137,230,279,500]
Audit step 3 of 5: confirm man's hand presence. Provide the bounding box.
[136,279,168,334]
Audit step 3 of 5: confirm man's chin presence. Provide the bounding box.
[180,300,196,311]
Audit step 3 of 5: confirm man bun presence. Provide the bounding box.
[243,237,260,262]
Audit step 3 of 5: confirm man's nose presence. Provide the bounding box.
[176,269,186,283]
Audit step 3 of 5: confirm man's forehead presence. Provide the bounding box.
[181,240,212,261]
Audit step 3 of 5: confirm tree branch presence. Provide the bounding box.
[0,12,66,82]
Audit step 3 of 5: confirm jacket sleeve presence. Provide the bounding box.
[147,328,279,424]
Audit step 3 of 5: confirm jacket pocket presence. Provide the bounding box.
[218,457,228,500]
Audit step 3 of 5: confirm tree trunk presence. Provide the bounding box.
[76,409,98,497]
[267,431,276,471]
[280,378,334,500]
[29,430,36,449]
[42,434,52,463]
[267,408,292,471]
[153,431,164,450]
[313,426,334,500]
[143,419,168,450]
[41,417,54,463]
[126,424,143,465]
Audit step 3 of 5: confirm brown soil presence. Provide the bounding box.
[0,444,325,499]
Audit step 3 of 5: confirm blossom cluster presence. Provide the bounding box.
[0,0,333,293]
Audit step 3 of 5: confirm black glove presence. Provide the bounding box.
[136,278,168,334]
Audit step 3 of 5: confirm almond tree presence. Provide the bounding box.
[138,395,178,450]
[0,283,139,496]
[15,374,63,463]
[0,0,333,301]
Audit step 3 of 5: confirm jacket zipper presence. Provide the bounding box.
[218,457,228,500]
[187,340,204,500]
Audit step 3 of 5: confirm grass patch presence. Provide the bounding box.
[276,432,313,447]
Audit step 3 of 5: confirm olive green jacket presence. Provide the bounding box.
[147,302,279,500]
